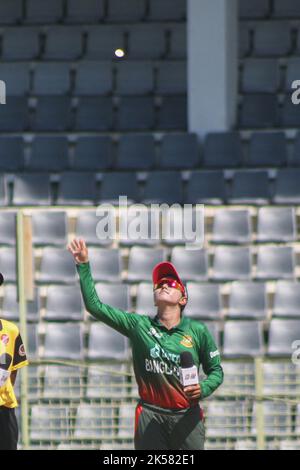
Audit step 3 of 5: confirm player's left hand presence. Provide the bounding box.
[184,384,202,400]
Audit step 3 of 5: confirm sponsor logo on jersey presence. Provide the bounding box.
[150,344,161,359]
[210,350,220,359]
[148,327,162,339]
[19,344,26,357]
[180,335,193,348]
[1,334,9,346]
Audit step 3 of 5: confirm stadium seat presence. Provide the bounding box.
[117,97,155,131]
[203,132,242,168]
[88,323,128,360]
[56,172,97,206]
[212,247,251,281]
[2,28,40,60]
[279,440,300,451]
[27,324,38,359]
[205,401,249,437]
[65,0,105,23]
[170,247,208,282]
[75,210,115,246]
[0,175,7,207]
[43,323,83,360]
[229,171,270,205]
[128,25,166,60]
[116,61,154,96]
[12,173,51,206]
[214,361,255,396]
[159,133,199,169]
[203,321,220,347]
[73,136,113,171]
[44,285,84,321]
[158,96,187,130]
[141,171,183,205]
[33,96,72,131]
[281,96,300,127]
[273,0,300,18]
[227,282,267,320]
[43,26,83,60]
[268,319,300,356]
[262,362,298,395]
[148,0,186,21]
[0,136,24,172]
[156,62,186,95]
[117,404,135,439]
[161,206,204,246]
[256,207,296,243]
[253,22,292,57]
[99,172,139,204]
[211,209,252,244]
[24,0,63,24]
[239,25,251,58]
[2,285,40,323]
[86,364,127,399]
[285,59,300,93]
[0,0,22,24]
[186,171,226,205]
[239,0,270,18]
[247,132,287,167]
[30,405,70,442]
[0,211,16,245]
[274,169,300,204]
[95,283,130,312]
[86,26,125,60]
[292,133,300,166]
[273,281,300,318]
[251,402,292,436]
[0,63,30,96]
[119,208,160,247]
[234,441,257,451]
[39,248,77,284]
[75,97,113,131]
[256,246,295,280]
[106,0,146,22]
[74,404,114,439]
[32,63,71,95]
[168,24,186,59]
[127,247,166,282]
[135,283,156,316]
[88,248,122,282]
[74,61,112,96]
[223,320,264,357]
[116,134,156,170]
[28,136,70,172]
[0,97,28,131]
[242,59,280,94]
[184,283,221,320]
[239,94,278,128]
[43,365,82,400]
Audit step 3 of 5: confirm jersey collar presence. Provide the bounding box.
[152,315,190,332]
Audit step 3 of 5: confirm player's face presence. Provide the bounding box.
[153,278,185,307]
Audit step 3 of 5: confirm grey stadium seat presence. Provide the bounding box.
[281,97,300,127]
[148,0,186,21]
[159,133,199,169]
[239,0,271,19]
[95,283,130,312]
[157,62,186,95]
[0,212,16,245]
[135,283,156,316]
[12,173,51,206]
[273,281,300,318]
[168,24,186,59]
[2,285,40,323]
[257,207,296,243]
[116,62,154,96]
[39,248,77,284]
[227,282,267,320]
[268,319,300,356]
[274,169,300,204]
[273,0,300,18]
[88,248,122,282]
[211,209,252,244]
[43,365,82,400]
[223,320,264,357]
[86,26,125,60]
[184,283,221,320]
[247,132,287,167]
[242,59,280,94]
[203,132,242,168]
[229,171,270,205]
[32,211,68,246]
[74,404,114,440]
[33,96,72,131]
[239,94,278,128]
[285,59,300,93]
[75,210,115,246]
[119,208,160,247]
[99,172,139,205]
[86,364,128,400]
[117,97,155,131]
[2,27,40,61]
[251,402,292,436]
[0,175,7,206]
[0,0,23,24]
[158,96,187,130]
[30,406,70,442]
[170,247,208,282]
[279,440,300,451]
[141,171,183,205]
[127,247,166,282]
[44,285,84,321]
[27,324,38,358]
[75,97,113,131]
[106,0,146,22]
[88,323,128,360]
[292,133,300,167]
[0,136,24,172]
[256,246,295,280]
[253,22,292,57]
[239,25,251,58]
[32,62,71,95]
[117,404,135,439]
[128,25,166,60]
[43,26,83,61]
[43,323,83,360]
[186,171,226,205]
[73,136,113,171]
[0,97,28,131]
[27,136,69,172]
[24,0,63,24]
[116,134,156,170]
[74,61,112,96]
[212,247,251,281]
[161,206,204,246]
[56,172,97,206]
[202,321,220,347]
[214,362,255,396]
[65,0,105,23]
[262,362,298,395]
[0,63,30,96]
[205,401,249,438]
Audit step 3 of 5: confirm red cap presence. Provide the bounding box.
[152,262,186,296]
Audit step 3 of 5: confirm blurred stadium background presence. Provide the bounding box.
[0,0,300,451]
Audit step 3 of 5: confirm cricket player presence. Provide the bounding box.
[68,238,223,450]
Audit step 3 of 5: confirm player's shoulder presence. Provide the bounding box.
[0,318,19,336]
[186,317,209,335]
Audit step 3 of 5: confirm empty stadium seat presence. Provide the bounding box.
[39,248,77,284]
[135,283,156,316]
[57,172,97,205]
[32,63,71,95]
[74,61,112,96]
[148,0,186,21]
[2,285,40,323]
[86,26,125,60]
[285,59,300,93]
[211,209,252,244]
[203,132,242,168]
[168,24,186,59]
[212,247,251,281]
[43,26,83,60]
[161,206,204,246]
[281,97,300,127]
[159,133,199,169]
[44,285,84,321]
[30,405,70,442]
[141,171,183,205]
[88,323,128,360]
[273,0,300,18]
[116,61,154,96]
[156,61,186,95]
[239,94,278,128]
[32,211,67,247]
[170,247,208,282]
[247,132,287,167]
[0,211,16,245]
[95,283,130,312]
[158,96,187,130]
[107,0,146,22]
[99,172,139,204]
[203,321,220,347]
[0,136,24,172]
[25,0,63,24]
[127,247,166,282]
[184,283,221,320]
[73,136,113,171]
[256,207,296,243]
[0,176,7,206]
[223,320,264,357]
[117,97,155,131]
[215,361,255,396]
[253,22,292,57]
[186,171,226,205]
[27,324,38,358]
[28,136,70,172]
[88,248,122,282]
[119,208,160,246]
[33,96,72,131]
[0,0,22,24]
[116,134,156,170]
[43,365,82,400]
[43,323,83,360]
[273,281,300,318]
[239,0,271,18]
[274,169,300,204]
[65,0,105,23]
[2,28,40,61]
[242,59,280,94]
[279,440,300,451]
[0,63,30,96]
[0,97,28,131]
[239,25,251,58]
[118,404,135,439]
[74,404,114,439]
[75,210,115,246]
[256,246,295,280]
[262,362,297,395]
[251,402,292,436]
[227,282,267,320]
[128,25,166,59]
[205,401,249,437]
[12,173,51,206]
[229,171,270,205]
[86,364,127,399]
[268,319,300,356]
[75,97,113,131]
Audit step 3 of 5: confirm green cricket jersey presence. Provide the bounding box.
[77,262,223,410]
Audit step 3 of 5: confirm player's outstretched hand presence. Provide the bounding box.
[68,238,89,265]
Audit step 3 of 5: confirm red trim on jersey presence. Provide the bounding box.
[135,403,143,434]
